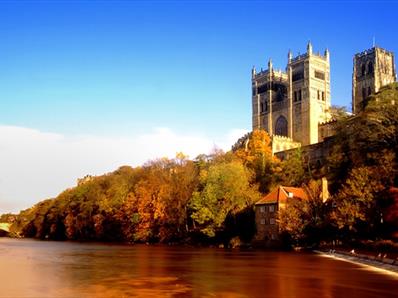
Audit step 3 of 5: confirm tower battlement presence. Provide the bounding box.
[252,42,396,157]
[352,46,396,114]
[252,42,331,146]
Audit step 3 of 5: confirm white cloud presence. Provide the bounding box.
[0,125,248,214]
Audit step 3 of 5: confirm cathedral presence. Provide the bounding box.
[251,42,396,155]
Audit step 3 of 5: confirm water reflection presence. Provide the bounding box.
[0,238,397,297]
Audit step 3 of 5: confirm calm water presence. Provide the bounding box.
[0,238,397,297]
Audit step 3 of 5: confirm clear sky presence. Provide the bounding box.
[0,0,397,213]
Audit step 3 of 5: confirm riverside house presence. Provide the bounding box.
[254,186,308,246]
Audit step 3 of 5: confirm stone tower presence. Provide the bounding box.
[252,42,331,147]
[251,59,289,136]
[352,46,396,114]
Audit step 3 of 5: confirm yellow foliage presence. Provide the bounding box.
[235,130,273,165]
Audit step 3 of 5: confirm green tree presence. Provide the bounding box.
[189,160,260,237]
[278,149,309,187]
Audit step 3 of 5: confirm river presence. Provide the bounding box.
[0,238,397,297]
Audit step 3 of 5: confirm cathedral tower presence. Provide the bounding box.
[352,47,396,114]
[288,42,331,145]
[252,42,331,147]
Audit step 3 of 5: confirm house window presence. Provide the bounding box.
[317,90,320,100]
[270,218,276,225]
[298,90,302,101]
[269,205,275,212]
[260,206,265,213]
[261,219,266,225]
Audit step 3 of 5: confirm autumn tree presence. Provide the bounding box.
[233,129,278,193]
[327,83,398,240]
[278,180,325,246]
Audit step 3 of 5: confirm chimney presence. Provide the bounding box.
[322,177,329,202]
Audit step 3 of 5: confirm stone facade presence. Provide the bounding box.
[254,203,279,243]
[271,135,301,154]
[352,47,396,114]
[252,42,331,147]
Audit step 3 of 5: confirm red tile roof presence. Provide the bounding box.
[255,186,309,205]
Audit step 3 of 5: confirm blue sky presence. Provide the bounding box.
[0,0,397,213]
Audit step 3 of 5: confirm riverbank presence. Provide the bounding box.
[314,249,398,276]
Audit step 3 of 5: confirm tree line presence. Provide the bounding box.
[6,83,398,247]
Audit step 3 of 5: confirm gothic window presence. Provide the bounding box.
[276,88,284,102]
[275,116,288,137]
[368,61,374,74]
[260,103,264,113]
[257,84,268,94]
[362,87,367,100]
[298,90,302,101]
[361,63,366,76]
[292,70,304,81]
[294,91,297,102]
[322,91,325,101]
[314,70,325,80]
[317,90,320,100]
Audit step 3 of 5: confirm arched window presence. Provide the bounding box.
[367,61,374,74]
[275,116,288,137]
[361,63,366,76]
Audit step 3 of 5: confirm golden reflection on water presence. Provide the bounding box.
[0,238,397,298]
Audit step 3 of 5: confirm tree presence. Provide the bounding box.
[331,166,386,236]
[278,149,309,187]
[327,83,398,193]
[326,83,398,240]
[189,160,260,238]
[278,180,325,246]
[233,129,278,193]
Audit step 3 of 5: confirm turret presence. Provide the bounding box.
[324,48,330,61]
[268,58,273,70]
[307,41,313,55]
[252,66,256,78]
[288,50,292,63]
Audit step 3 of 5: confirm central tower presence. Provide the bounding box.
[252,42,331,146]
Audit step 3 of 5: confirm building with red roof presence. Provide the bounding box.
[254,186,309,245]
